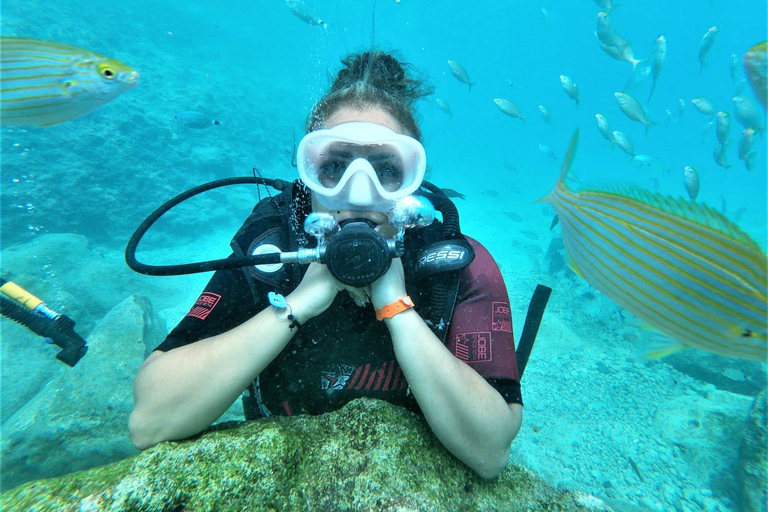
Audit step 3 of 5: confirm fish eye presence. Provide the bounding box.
[98,64,116,80]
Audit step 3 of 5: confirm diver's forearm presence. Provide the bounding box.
[129,308,296,449]
[386,309,521,478]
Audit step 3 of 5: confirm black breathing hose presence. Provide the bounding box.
[125,177,292,276]
[125,178,457,278]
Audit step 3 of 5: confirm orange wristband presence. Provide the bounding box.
[375,296,414,321]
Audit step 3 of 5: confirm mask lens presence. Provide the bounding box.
[316,146,352,188]
[315,142,407,192]
[368,146,405,192]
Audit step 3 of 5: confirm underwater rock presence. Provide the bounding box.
[544,234,566,275]
[736,390,768,512]
[1,398,614,512]
[652,390,753,484]
[0,233,193,423]
[0,294,165,491]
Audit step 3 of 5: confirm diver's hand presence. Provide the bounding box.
[285,263,344,323]
[371,258,407,310]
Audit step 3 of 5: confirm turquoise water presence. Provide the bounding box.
[1,0,766,510]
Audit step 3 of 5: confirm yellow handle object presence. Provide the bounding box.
[0,281,44,311]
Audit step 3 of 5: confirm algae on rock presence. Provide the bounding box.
[1,398,612,512]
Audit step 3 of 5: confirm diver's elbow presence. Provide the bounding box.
[128,409,160,451]
[474,448,511,480]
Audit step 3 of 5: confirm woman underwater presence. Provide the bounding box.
[129,50,523,479]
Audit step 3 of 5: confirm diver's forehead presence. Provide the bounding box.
[323,107,405,134]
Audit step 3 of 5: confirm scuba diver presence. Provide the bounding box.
[128,50,537,479]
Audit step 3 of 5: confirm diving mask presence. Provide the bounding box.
[297,122,427,212]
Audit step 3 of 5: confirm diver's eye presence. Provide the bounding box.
[374,161,404,190]
[318,159,348,187]
[98,64,116,79]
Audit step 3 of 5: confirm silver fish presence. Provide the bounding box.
[447,60,475,91]
[596,113,614,146]
[612,130,635,157]
[738,128,756,161]
[730,53,740,81]
[435,98,452,118]
[734,78,747,96]
[175,111,221,129]
[698,26,719,72]
[493,98,525,121]
[702,120,715,144]
[625,65,652,91]
[713,141,732,169]
[539,144,557,159]
[678,98,686,118]
[615,92,654,132]
[631,155,659,167]
[684,166,700,200]
[560,75,580,107]
[648,35,667,102]
[596,36,643,70]
[665,109,673,126]
[732,96,765,134]
[595,11,617,47]
[285,0,327,28]
[595,10,641,70]
[715,111,730,145]
[691,97,716,116]
[538,105,553,125]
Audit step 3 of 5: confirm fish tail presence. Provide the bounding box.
[468,82,475,93]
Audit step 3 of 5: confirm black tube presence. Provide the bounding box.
[125,177,290,276]
[420,181,461,238]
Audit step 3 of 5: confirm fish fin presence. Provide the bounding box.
[559,130,579,183]
[644,344,688,359]
[583,185,764,250]
[535,129,579,204]
[567,258,585,279]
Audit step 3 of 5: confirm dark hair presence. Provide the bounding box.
[306,50,433,141]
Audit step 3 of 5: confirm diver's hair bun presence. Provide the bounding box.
[308,50,433,139]
[331,51,429,106]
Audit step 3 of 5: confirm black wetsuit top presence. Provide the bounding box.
[155,185,522,417]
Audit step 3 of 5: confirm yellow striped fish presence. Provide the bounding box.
[1,37,139,126]
[541,131,767,361]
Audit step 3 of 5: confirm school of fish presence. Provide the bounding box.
[439,5,767,361]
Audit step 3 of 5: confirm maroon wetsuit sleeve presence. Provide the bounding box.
[445,237,522,404]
